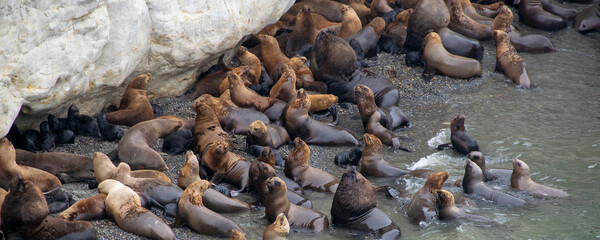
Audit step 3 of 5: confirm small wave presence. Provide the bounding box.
[428,129,450,148]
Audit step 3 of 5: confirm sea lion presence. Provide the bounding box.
[177,151,202,189]
[284,137,340,193]
[192,100,233,155]
[286,8,319,57]
[202,141,251,191]
[574,3,600,33]
[331,166,402,239]
[406,171,449,224]
[236,46,262,85]
[423,32,482,81]
[176,179,246,237]
[99,179,176,240]
[334,147,363,167]
[47,114,75,144]
[283,89,358,146]
[184,68,228,100]
[197,94,270,134]
[540,0,578,20]
[467,151,512,182]
[437,115,480,154]
[106,73,154,127]
[249,147,277,193]
[511,159,568,197]
[360,134,411,177]
[67,105,100,137]
[269,58,328,94]
[258,34,303,76]
[395,9,413,26]
[264,177,330,232]
[117,118,182,170]
[463,159,526,205]
[459,0,495,24]
[263,213,290,240]
[96,113,125,141]
[365,111,410,150]
[349,0,372,26]
[269,63,297,103]
[518,0,566,31]
[15,149,94,183]
[58,193,107,221]
[491,6,555,53]
[162,128,194,155]
[354,84,411,131]
[251,158,313,208]
[311,12,340,30]
[446,0,492,40]
[472,2,505,17]
[493,30,531,89]
[229,70,276,112]
[39,121,55,150]
[115,162,183,207]
[345,17,386,57]
[283,0,345,24]
[370,0,394,16]
[247,120,291,149]
[433,189,494,223]
[1,176,96,240]
[405,0,450,51]
[382,22,408,50]
[338,5,363,38]
[93,152,171,184]
[436,27,484,61]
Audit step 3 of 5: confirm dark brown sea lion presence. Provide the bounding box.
[349,0,372,26]
[197,94,270,134]
[0,138,62,192]
[433,189,494,223]
[284,89,359,146]
[202,141,251,191]
[184,69,228,100]
[192,100,233,155]
[423,32,482,80]
[115,162,183,207]
[345,17,386,56]
[117,118,181,170]
[176,179,246,237]
[448,114,479,154]
[106,73,154,127]
[355,84,411,131]
[93,152,171,184]
[360,134,411,177]
[467,151,512,181]
[446,0,492,40]
[384,22,408,49]
[58,193,107,221]
[406,171,449,224]
[331,166,401,239]
[491,6,555,53]
[263,213,290,240]
[286,8,319,57]
[405,0,450,51]
[463,159,526,205]
[1,177,96,240]
[511,159,568,197]
[264,177,329,232]
[247,120,291,149]
[15,149,94,183]
[370,0,394,16]
[283,0,344,24]
[229,70,276,112]
[493,30,531,89]
[518,0,566,30]
[99,179,176,240]
[284,137,340,193]
[574,3,600,33]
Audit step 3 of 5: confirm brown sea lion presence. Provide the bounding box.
[197,94,270,134]
[438,114,480,154]
[338,5,363,38]
[423,32,482,80]
[236,46,262,85]
[360,134,411,177]
[344,17,386,56]
[491,6,555,53]
[252,157,313,208]
[331,166,401,239]
[405,0,450,51]
[473,2,504,17]
[518,0,566,30]
[284,89,359,146]
[106,73,154,126]
[574,3,600,33]
[202,141,251,191]
[117,118,181,170]
[365,111,407,150]
[58,193,107,221]
[384,22,408,49]
[268,55,327,94]
[184,69,227,100]
[220,89,239,107]
[259,34,297,76]
[0,138,62,192]
[2,177,96,240]
[460,0,495,24]
[264,177,329,232]
[540,0,578,20]
[395,9,413,26]
[463,159,526,205]
[192,100,233,155]
[249,147,277,193]
[433,189,494,223]
[176,179,246,237]
[229,70,276,112]
[284,137,340,193]
[406,171,449,224]
[349,0,372,26]
[269,63,297,103]
[259,20,288,36]
[283,0,344,23]
[354,84,411,131]
[493,30,531,89]
[93,152,171,184]
[263,213,290,240]
[307,93,338,112]
[115,162,183,206]
[370,0,394,16]
[446,0,492,40]
[286,8,319,57]
[15,149,94,183]
[178,151,201,189]
[312,12,341,30]
[99,179,176,240]
[511,159,568,197]
[247,120,291,149]
[218,65,256,94]
[467,151,512,181]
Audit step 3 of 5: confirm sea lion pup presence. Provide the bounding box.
[93,152,171,184]
[117,118,182,171]
[0,138,62,192]
[491,6,554,53]
[58,193,107,221]
[176,180,246,237]
[493,30,531,89]
[247,120,291,149]
[197,94,270,134]
[360,134,412,177]
[574,3,600,33]
[263,213,290,240]
[192,100,233,155]
[284,89,359,146]
[511,159,568,197]
[331,167,401,239]
[345,17,386,57]
[99,179,176,240]
[422,32,482,81]
[463,159,526,206]
[2,177,96,240]
[446,0,492,40]
[229,70,276,112]
[106,73,154,127]
[406,171,449,224]
[437,115,480,154]
[15,149,94,183]
[264,177,330,232]
[285,138,340,193]
[203,141,251,191]
[67,105,101,137]
[518,0,566,30]
[467,151,512,181]
[433,189,494,223]
[370,0,394,16]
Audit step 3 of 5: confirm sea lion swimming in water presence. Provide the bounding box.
[463,159,526,206]
[263,213,290,240]
[511,159,568,197]
[406,171,449,224]
[437,114,480,155]
[433,189,495,223]
[467,151,512,182]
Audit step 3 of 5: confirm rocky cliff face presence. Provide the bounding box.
[0,0,293,137]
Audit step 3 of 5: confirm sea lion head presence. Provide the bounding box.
[491,6,513,31]
[354,84,378,118]
[425,171,449,192]
[182,179,211,206]
[464,159,484,182]
[287,137,310,169]
[363,133,383,153]
[512,158,530,178]
[0,137,16,162]
[368,17,387,35]
[395,9,413,25]
[333,166,377,218]
[259,146,277,167]
[451,114,466,132]
[290,89,311,112]
[128,73,151,90]
[270,213,290,235]
[227,70,246,88]
[212,141,229,155]
[93,152,116,182]
[115,162,132,181]
[467,151,486,169]
[248,120,269,144]
[236,46,248,57]
[265,177,287,197]
[424,32,442,46]
[257,161,276,183]
[433,189,455,207]
[257,34,278,47]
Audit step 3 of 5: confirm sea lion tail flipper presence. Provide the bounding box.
[437,143,454,151]
[329,105,340,126]
[392,138,411,152]
[422,66,436,83]
[163,203,178,218]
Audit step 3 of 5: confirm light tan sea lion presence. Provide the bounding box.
[93,152,171,184]
[511,159,568,197]
[263,213,290,240]
[284,138,339,193]
[229,70,276,112]
[422,32,482,80]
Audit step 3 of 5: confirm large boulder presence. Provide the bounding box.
[0,0,294,137]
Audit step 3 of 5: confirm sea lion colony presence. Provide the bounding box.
[3,0,590,238]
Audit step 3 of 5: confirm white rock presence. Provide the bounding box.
[0,0,294,137]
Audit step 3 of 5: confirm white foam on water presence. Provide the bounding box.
[427,129,450,148]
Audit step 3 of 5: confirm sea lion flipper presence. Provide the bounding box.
[211,172,226,185]
[437,143,454,150]
[422,66,436,82]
